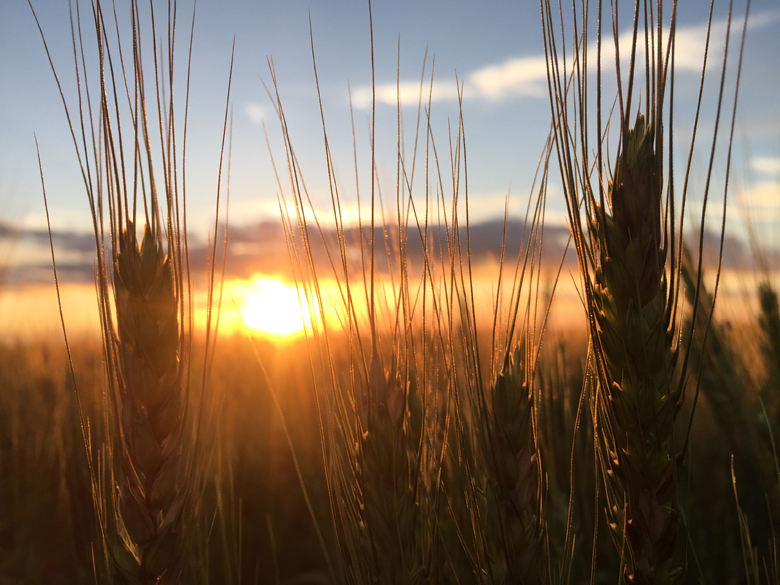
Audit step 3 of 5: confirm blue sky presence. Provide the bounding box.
[1,0,778,251]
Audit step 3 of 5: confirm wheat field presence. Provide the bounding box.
[1,0,779,584]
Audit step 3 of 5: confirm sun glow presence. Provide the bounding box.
[233,275,315,337]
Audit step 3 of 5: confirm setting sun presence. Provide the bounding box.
[233,274,315,337]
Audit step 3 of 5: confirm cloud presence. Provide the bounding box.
[597,9,779,76]
[351,80,459,110]
[466,56,548,101]
[246,102,266,124]
[751,156,780,177]
[351,58,547,109]
[223,193,382,229]
[21,209,95,233]
[352,9,780,109]
[0,219,97,284]
[227,187,568,232]
[738,181,780,210]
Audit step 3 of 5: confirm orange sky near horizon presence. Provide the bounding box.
[1,266,775,345]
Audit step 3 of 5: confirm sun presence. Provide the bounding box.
[236,275,314,337]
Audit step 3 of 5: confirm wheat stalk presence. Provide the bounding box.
[681,248,780,514]
[110,219,187,583]
[264,12,465,581]
[483,345,545,583]
[31,0,233,580]
[541,0,749,581]
[758,281,780,425]
[589,112,681,583]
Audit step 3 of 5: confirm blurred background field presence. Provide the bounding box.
[1,247,779,583]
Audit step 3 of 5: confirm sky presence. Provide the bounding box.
[1,0,779,250]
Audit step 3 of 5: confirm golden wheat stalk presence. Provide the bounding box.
[588,112,681,583]
[264,7,552,578]
[262,5,455,581]
[355,345,423,583]
[462,155,553,583]
[483,345,545,583]
[682,248,780,532]
[31,0,233,580]
[542,0,749,581]
[111,220,187,583]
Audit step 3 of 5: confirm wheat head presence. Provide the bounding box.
[589,112,681,584]
[484,345,545,583]
[111,220,186,584]
[28,0,232,580]
[541,0,749,580]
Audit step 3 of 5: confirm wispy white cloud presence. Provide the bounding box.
[738,181,780,210]
[751,156,780,177]
[351,55,548,108]
[466,56,549,101]
[351,81,459,110]
[436,188,569,225]
[228,188,570,229]
[352,9,779,108]
[22,209,95,233]
[226,193,381,228]
[598,9,779,76]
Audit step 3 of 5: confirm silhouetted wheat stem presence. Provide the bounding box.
[31,0,234,580]
[681,248,780,534]
[758,281,780,429]
[354,346,427,583]
[86,3,195,579]
[542,0,748,581]
[111,219,187,583]
[483,345,545,583]
[265,8,450,580]
[588,113,683,583]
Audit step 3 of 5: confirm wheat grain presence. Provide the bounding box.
[588,112,682,584]
[29,0,233,580]
[111,221,186,584]
[541,0,749,580]
[484,345,545,583]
